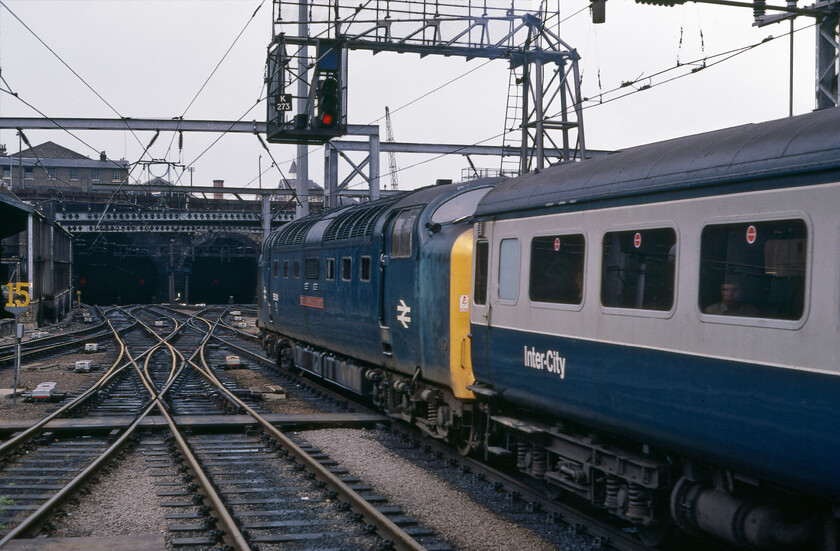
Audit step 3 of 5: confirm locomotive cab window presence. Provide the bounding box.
[474,240,489,305]
[293,260,300,279]
[601,228,676,311]
[498,238,520,301]
[326,258,335,281]
[431,187,493,224]
[391,207,421,259]
[282,260,289,278]
[273,260,279,279]
[530,234,585,305]
[699,219,807,320]
[341,257,352,281]
[360,256,371,282]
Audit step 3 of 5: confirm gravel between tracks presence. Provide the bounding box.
[304,428,562,551]
[49,444,167,540]
[222,367,325,414]
[0,351,112,420]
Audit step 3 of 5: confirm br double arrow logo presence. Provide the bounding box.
[396,299,412,329]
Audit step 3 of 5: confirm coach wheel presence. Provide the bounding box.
[636,521,683,550]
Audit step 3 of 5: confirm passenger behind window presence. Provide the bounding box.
[704,281,759,316]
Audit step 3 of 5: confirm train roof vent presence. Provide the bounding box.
[273,217,322,247]
[323,196,402,243]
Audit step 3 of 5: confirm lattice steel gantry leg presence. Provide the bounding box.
[507,15,586,176]
[816,13,840,109]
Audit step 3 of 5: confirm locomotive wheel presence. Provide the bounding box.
[450,423,477,456]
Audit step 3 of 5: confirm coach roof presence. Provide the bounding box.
[475,107,840,218]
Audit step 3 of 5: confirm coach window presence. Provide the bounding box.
[282,260,289,278]
[342,257,352,281]
[326,258,335,281]
[361,256,371,282]
[530,234,585,305]
[602,228,676,311]
[699,219,807,320]
[293,260,300,279]
[273,260,279,279]
[474,241,489,305]
[498,238,520,301]
[391,207,421,259]
[305,258,319,279]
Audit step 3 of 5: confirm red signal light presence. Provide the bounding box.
[317,75,340,129]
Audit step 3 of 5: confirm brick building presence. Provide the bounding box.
[0,141,129,193]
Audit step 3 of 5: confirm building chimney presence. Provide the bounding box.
[213,179,224,200]
[100,151,107,161]
[0,144,6,157]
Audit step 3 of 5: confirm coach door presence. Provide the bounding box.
[469,222,495,379]
[380,207,422,361]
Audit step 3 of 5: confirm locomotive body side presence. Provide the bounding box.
[259,180,496,441]
[260,209,386,370]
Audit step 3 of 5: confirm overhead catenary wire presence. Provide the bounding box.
[5,1,558,195]
[176,86,267,184]
[162,0,268,162]
[567,20,814,112]
[0,80,141,184]
[9,127,85,194]
[0,1,150,159]
[1,2,807,198]
[256,132,303,209]
[95,131,160,230]
[348,19,814,189]
[178,0,386,188]
[257,7,568,185]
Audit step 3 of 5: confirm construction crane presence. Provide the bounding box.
[385,106,399,191]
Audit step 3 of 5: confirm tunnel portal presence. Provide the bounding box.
[73,232,260,306]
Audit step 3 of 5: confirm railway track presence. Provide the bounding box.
[0,307,111,367]
[0,306,450,550]
[0,303,725,550]
[182,309,734,551]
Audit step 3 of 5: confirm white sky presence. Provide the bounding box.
[0,0,818,193]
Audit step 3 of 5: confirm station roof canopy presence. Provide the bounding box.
[0,190,32,239]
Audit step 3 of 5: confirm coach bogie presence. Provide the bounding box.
[483,407,672,526]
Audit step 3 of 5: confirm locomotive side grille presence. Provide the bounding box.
[304,257,319,279]
[323,196,401,243]
[274,217,321,247]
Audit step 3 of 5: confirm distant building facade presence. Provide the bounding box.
[0,141,129,193]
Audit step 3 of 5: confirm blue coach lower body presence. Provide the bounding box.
[471,325,840,499]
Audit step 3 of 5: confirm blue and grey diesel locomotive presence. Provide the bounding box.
[259,108,840,550]
[258,179,500,448]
